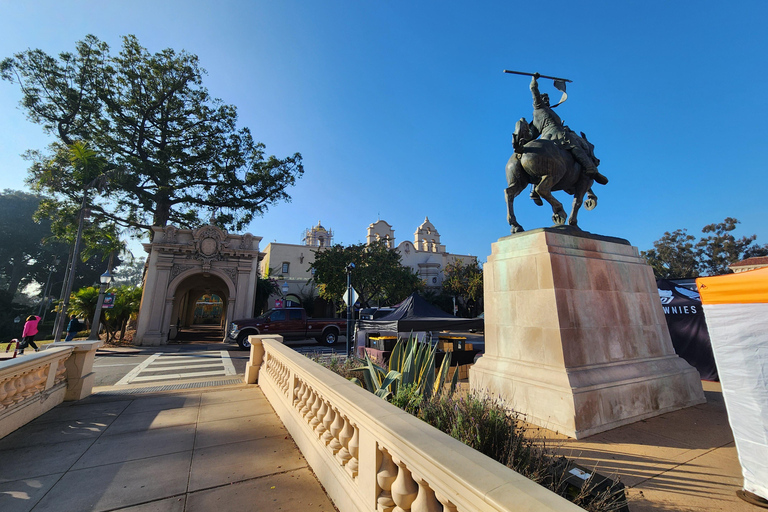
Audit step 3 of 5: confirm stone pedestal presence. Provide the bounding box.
[470,228,704,438]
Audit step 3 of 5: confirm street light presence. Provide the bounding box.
[88,269,113,340]
[345,262,355,357]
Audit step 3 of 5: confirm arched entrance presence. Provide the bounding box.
[170,272,231,342]
[134,223,262,346]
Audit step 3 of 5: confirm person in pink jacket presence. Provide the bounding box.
[20,315,41,354]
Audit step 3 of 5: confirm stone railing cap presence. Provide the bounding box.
[54,340,104,352]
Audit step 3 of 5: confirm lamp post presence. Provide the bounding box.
[88,269,113,340]
[345,262,355,357]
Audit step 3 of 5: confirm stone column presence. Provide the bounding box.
[135,252,174,346]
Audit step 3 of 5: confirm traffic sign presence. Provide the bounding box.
[343,287,358,307]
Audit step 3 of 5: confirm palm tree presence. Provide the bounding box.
[66,286,100,330]
[104,285,142,342]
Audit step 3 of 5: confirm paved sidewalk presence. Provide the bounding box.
[0,384,336,512]
[539,380,755,512]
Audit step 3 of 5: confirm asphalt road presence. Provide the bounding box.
[91,332,484,388]
[92,338,350,387]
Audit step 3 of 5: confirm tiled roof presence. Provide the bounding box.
[730,256,768,268]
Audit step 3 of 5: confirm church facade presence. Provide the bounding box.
[259,218,477,311]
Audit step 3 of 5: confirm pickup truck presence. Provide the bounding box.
[228,308,347,350]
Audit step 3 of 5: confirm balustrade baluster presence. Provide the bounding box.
[321,404,335,445]
[293,380,304,407]
[0,378,14,407]
[391,458,419,512]
[376,447,398,512]
[346,425,359,478]
[328,408,344,454]
[335,415,354,466]
[20,371,37,399]
[37,367,49,392]
[314,399,328,436]
[12,375,25,404]
[302,388,316,420]
[309,392,323,428]
[297,381,310,411]
[411,476,442,512]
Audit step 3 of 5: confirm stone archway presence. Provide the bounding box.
[168,271,231,339]
[134,223,261,346]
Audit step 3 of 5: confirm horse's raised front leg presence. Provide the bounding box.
[535,176,567,226]
[584,187,597,210]
[506,183,526,233]
[568,177,593,228]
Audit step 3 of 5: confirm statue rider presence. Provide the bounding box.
[529,73,608,185]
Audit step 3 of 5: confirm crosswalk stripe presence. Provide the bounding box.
[149,360,224,368]
[117,351,234,385]
[115,353,162,386]
[131,369,229,382]
[220,350,237,376]
[143,362,224,371]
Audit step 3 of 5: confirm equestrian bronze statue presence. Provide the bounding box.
[503,71,607,233]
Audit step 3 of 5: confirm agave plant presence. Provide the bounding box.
[350,334,458,400]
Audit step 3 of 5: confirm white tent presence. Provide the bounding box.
[697,267,768,502]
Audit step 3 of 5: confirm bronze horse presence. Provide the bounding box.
[505,123,599,233]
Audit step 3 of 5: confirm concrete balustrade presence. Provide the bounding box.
[255,337,581,512]
[0,340,103,438]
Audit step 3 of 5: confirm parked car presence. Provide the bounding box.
[228,308,347,350]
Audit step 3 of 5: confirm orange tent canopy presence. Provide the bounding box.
[697,267,768,305]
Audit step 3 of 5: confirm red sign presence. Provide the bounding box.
[275,299,284,309]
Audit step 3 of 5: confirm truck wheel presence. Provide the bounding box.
[237,332,252,351]
[317,329,339,346]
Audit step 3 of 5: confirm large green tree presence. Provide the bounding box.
[0,189,60,297]
[641,229,701,279]
[2,34,303,234]
[0,189,116,299]
[642,217,768,278]
[310,241,423,309]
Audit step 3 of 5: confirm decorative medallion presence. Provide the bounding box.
[191,224,227,267]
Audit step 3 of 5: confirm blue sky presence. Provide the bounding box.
[1,1,766,263]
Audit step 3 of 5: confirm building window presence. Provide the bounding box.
[282,262,290,274]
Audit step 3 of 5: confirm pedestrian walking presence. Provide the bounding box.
[65,314,81,341]
[19,315,41,354]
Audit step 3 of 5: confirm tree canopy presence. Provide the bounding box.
[2,34,303,235]
[309,241,423,309]
[641,217,768,278]
[0,189,117,299]
[442,259,483,303]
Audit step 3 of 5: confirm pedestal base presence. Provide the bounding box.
[470,228,704,438]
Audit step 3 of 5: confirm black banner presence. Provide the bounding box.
[657,279,718,381]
